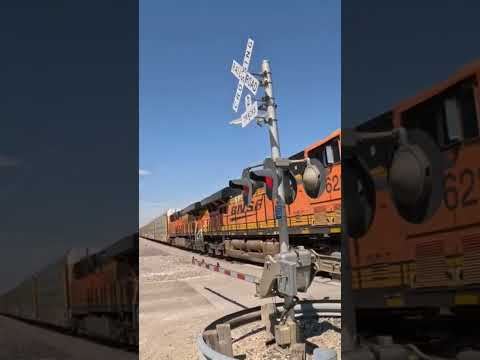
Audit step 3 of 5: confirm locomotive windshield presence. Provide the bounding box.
[401,77,479,148]
[308,137,340,166]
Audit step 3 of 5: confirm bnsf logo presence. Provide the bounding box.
[231,198,263,215]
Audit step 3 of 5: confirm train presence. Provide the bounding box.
[0,234,139,346]
[140,129,341,270]
[350,61,480,326]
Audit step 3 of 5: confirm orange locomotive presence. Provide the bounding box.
[351,61,480,310]
[142,130,341,267]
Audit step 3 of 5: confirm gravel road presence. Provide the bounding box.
[139,238,341,360]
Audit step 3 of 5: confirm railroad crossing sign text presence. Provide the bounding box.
[231,38,259,112]
[230,94,258,128]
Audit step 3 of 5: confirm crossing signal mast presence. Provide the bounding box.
[227,38,329,351]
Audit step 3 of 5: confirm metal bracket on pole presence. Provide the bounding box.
[255,117,266,127]
[342,127,408,153]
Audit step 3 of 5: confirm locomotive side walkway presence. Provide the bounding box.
[139,237,340,360]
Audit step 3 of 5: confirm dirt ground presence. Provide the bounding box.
[140,240,220,360]
[0,315,136,360]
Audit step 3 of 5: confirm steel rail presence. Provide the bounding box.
[141,236,341,278]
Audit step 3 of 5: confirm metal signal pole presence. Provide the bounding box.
[261,60,297,326]
[229,40,321,353]
[261,60,290,255]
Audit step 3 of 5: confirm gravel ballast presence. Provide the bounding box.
[231,317,341,360]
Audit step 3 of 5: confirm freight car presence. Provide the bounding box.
[0,248,89,327]
[0,234,138,346]
[349,62,480,319]
[141,130,341,268]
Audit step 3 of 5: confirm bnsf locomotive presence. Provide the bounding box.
[350,61,480,322]
[141,130,341,268]
[0,234,138,346]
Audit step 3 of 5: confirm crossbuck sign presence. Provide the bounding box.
[231,38,259,113]
[229,94,258,128]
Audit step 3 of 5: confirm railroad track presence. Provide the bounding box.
[140,236,340,279]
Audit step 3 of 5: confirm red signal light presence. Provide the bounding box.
[265,176,273,189]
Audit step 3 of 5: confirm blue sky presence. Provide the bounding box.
[140,0,340,225]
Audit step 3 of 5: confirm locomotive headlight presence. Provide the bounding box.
[388,129,444,224]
